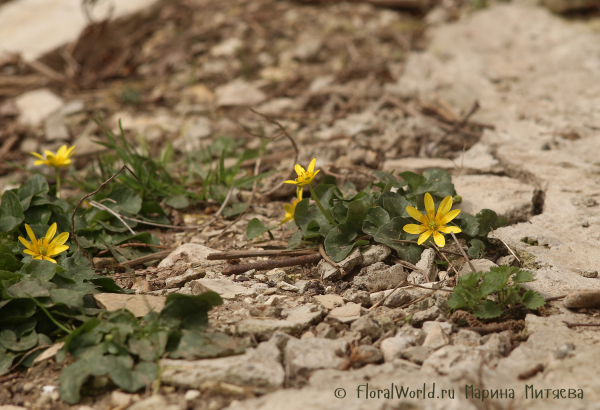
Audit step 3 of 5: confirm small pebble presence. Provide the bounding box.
[581,220,590,228]
[584,197,597,207]
[554,343,575,359]
[185,389,201,401]
[564,290,600,308]
[579,270,598,278]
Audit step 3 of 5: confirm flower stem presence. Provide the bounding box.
[55,168,61,199]
[32,298,72,335]
[308,184,337,226]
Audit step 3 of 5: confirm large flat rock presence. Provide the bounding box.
[392,3,600,297]
[0,0,160,61]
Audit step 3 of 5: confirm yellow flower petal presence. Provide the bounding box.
[437,196,453,220]
[403,224,428,234]
[433,231,445,247]
[65,146,77,157]
[18,236,34,250]
[417,230,432,245]
[307,158,316,174]
[34,160,48,166]
[48,245,69,255]
[438,226,462,234]
[294,164,305,176]
[440,209,461,225]
[56,145,67,157]
[424,193,435,220]
[44,150,55,158]
[61,159,72,166]
[296,187,303,200]
[25,224,37,243]
[406,206,426,224]
[283,204,294,213]
[33,255,44,260]
[42,256,57,263]
[23,249,38,256]
[50,232,69,247]
[30,152,46,160]
[284,180,299,185]
[45,223,57,241]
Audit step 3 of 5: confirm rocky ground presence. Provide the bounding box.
[1,0,600,409]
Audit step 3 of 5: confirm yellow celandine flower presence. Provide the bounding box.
[284,158,320,187]
[280,189,303,224]
[30,145,76,168]
[403,192,462,247]
[18,223,69,264]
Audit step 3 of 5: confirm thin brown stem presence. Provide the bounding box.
[450,231,476,273]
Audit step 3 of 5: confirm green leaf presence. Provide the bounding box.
[478,270,510,296]
[287,230,303,250]
[457,271,482,288]
[23,205,52,225]
[170,331,244,360]
[58,359,92,404]
[362,206,390,236]
[330,202,348,225]
[474,300,503,319]
[165,194,190,210]
[20,260,57,282]
[160,292,222,331]
[140,201,167,216]
[0,253,24,272]
[246,218,268,240]
[399,171,427,193]
[457,212,479,237]
[521,290,545,310]
[373,217,422,264]
[6,278,55,298]
[114,232,160,246]
[222,202,249,218]
[106,186,143,214]
[0,299,37,323]
[512,269,535,283]
[467,239,486,259]
[0,190,25,233]
[0,329,38,352]
[91,277,132,293]
[324,223,358,262]
[422,168,456,198]
[476,209,507,237]
[313,184,338,207]
[447,292,468,310]
[50,289,85,308]
[382,195,410,218]
[346,199,369,227]
[18,174,49,210]
[0,349,17,375]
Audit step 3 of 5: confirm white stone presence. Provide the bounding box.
[422,323,450,350]
[382,157,455,174]
[327,302,362,323]
[15,89,63,127]
[454,174,536,220]
[93,294,165,317]
[210,38,243,57]
[415,248,438,282]
[457,259,498,277]
[216,80,266,107]
[0,0,161,61]
[313,294,345,310]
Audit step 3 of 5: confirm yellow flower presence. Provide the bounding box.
[403,192,461,247]
[284,158,320,187]
[280,189,303,224]
[31,145,76,168]
[18,223,70,263]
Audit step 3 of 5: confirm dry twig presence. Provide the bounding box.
[222,253,322,276]
[319,243,346,279]
[450,231,476,273]
[71,165,152,264]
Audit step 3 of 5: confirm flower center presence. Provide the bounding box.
[428,220,438,230]
[38,246,47,255]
